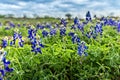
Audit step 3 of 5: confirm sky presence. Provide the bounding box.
[0,0,119,18]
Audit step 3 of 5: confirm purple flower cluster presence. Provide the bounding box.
[60,27,66,36]
[50,28,57,36]
[74,17,79,25]
[71,24,77,30]
[28,28,44,54]
[68,32,88,56]
[9,22,15,28]
[86,26,97,39]
[42,30,49,37]
[77,23,84,34]
[31,38,44,54]
[2,38,7,48]
[72,34,80,44]
[10,32,24,47]
[68,32,75,37]
[28,28,37,40]
[60,18,67,27]
[117,21,120,32]
[0,51,13,80]
[71,18,85,34]
[86,11,92,22]
[100,17,117,26]
[68,32,80,44]
[46,23,51,28]
[78,41,88,56]
[17,24,21,27]
[36,24,44,29]
[94,23,103,36]
[86,22,103,39]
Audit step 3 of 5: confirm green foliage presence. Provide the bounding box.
[0,20,120,80]
[0,14,5,18]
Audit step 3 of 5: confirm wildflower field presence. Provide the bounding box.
[0,12,120,80]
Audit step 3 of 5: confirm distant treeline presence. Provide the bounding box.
[0,13,118,20]
[0,13,75,19]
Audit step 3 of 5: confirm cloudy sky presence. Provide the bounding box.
[0,0,119,18]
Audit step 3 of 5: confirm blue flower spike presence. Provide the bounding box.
[10,29,24,47]
[0,50,13,80]
[86,11,92,22]
[2,37,8,48]
[78,41,88,56]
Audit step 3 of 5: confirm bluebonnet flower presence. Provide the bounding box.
[18,37,24,47]
[71,34,80,44]
[10,32,18,46]
[2,58,13,72]
[117,21,120,32]
[108,18,113,26]
[106,18,117,26]
[71,24,77,30]
[46,23,51,28]
[83,21,88,25]
[5,26,10,30]
[60,27,66,36]
[39,42,44,48]
[10,31,24,47]
[112,20,117,26]
[54,23,59,28]
[31,38,44,54]
[28,28,44,54]
[68,32,80,44]
[28,28,33,39]
[17,24,20,27]
[0,50,13,80]
[100,16,105,21]
[42,30,48,37]
[74,17,79,24]
[94,23,103,36]
[35,47,42,53]
[77,41,88,56]
[87,31,97,39]
[68,32,75,37]
[86,26,98,39]
[28,28,37,40]
[60,18,67,27]
[77,23,84,34]
[86,26,93,38]
[86,32,92,38]
[103,18,108,26]
[36,24,44,29]
[1,37,8,48]
[34,42,44,54]
[50,29,56,36]
[31,38,37,51]
[9,22,15,27]
[86,11,91,22]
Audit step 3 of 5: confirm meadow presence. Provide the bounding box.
[0,14,120,80]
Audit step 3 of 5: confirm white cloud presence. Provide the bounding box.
[64,0,89,4]
[0,0,119,18]
[0,3,22,9]
[18,1,27,6]
[88,1,109,8]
